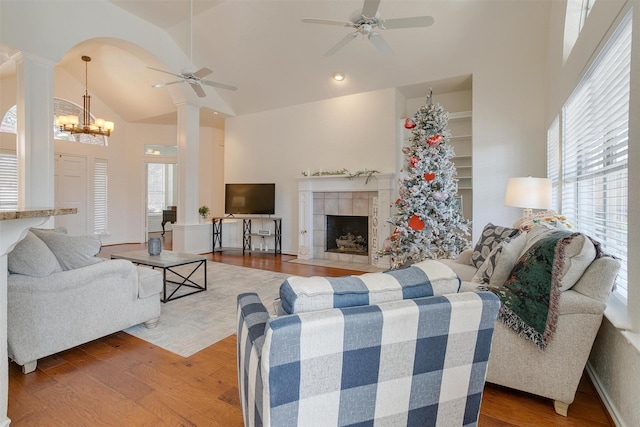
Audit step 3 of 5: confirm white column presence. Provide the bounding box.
[15,53,55,209]
[172,103,206,253]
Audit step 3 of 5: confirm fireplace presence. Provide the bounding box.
[297,173,394,268]
[326,215,368,255]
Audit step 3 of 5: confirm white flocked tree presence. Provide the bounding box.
[384,92,471,268]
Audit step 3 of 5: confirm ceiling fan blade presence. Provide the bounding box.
[193,67,213,79]
[368,32,393,56]
[189,82,206,98]
[201,80,238,91]
[152,80,183,88]
[302,18,353,27]
[147,66,182,78]
[324,32,358,57]
[381,16,435,29]
[361,0,381,18]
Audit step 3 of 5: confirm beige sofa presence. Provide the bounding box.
[7,229,163,374]
[439,224,620,416]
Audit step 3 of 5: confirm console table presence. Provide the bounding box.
[212,216,282,256]
[161,207,176,235]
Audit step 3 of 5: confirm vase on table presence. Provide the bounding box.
[148,237,162,256]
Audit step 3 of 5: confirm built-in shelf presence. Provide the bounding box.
[399,108,473,221]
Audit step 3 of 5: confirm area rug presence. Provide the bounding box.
[124,262,291,357]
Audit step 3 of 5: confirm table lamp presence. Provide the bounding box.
[504,176,552,217]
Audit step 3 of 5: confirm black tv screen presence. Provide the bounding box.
[225,183,275,215]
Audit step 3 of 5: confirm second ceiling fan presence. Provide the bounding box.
[303,0,434,57]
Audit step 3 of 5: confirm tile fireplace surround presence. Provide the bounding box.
[297,174,395,268]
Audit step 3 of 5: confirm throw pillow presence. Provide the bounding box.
[33,231,103,270]
[7,231,62,277]
[555,232,597,291]
[472,232,528,287]
[471,223,520,268]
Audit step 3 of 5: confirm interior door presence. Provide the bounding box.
[54,154,87,235]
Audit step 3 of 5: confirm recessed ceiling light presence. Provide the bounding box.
[332,72,345,82]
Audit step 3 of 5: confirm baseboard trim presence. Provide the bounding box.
[585,362,625,427]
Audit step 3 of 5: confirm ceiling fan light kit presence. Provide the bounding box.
[56,55,114,137]
[302,0,434,57]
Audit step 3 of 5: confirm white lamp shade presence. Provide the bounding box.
[504,177,552,210]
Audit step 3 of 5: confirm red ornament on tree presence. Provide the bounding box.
[426,134,442,147]
[410,156,418,167]
[408,215,425,231]
[424,172,436,182]
[404,118,416,129]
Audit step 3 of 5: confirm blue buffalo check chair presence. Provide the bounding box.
[237,260,500,427]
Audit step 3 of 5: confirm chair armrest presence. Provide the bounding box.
[571,256,620,303]
[8,259,135,293]
[456,248,474,265]
[237,292,271,427]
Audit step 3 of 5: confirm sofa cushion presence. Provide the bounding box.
[31,229,103,270]
[279,259,460,315]
[471,223,520,268]
[7,231,62,277]
[473,232,528,287]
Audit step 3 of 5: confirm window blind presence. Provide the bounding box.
[547,116,560,212]
[94,159,108,235]
[0,151,18,207]
[561,12,631,299]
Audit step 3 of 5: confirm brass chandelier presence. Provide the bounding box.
[56,55,114,137]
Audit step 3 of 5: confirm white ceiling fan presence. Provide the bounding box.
[302,0,434,57]
[148,0,237,97]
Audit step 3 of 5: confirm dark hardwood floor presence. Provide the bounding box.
[7,234,614,426]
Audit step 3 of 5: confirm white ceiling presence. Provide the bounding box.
[5,0,542,129]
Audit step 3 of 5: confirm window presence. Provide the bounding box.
[551,11,631,300]
[547,116,560,213]
[147,163,176,214]
[0,98,108,146]
[0,150,18,207]
[564,0,597,62]
[94,160,108,235]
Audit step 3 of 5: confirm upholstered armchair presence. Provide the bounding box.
[439,223,621,416]
[237,261,500,427]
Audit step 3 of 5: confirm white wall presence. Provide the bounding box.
[225,2,550,249]
[225,88,398,254]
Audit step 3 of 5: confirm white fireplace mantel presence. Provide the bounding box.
[297,173,395,193]
[297,173,395,268]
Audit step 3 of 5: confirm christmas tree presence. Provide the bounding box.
[384,93,471,268]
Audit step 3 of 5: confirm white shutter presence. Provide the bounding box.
[560,12,631,299]
[547,116,560,212]
[94,159,108,235]
[0,151,18,207]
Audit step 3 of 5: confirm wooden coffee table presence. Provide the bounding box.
[111,250,207,303]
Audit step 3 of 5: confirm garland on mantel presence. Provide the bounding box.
[301,168,380,184]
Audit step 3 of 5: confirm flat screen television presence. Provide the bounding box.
[225,183,275,215]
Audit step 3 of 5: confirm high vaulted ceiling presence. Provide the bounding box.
[4,0,550,128]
